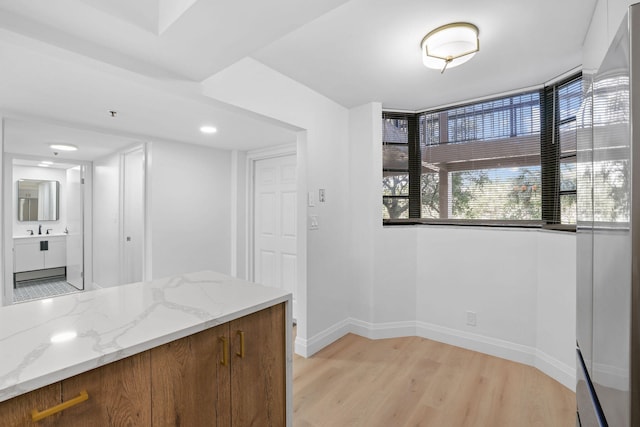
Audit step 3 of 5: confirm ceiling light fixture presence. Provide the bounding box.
[41,161,53,165]
[200,126,217,134]
[421,22,479,74]
[49,144,78,151]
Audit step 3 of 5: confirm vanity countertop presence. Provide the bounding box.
[13,233,68,239]
[0,270,291,403]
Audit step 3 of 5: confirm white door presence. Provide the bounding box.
[121,147,145,284]
[254,154,297,319]
[66,166,84,290]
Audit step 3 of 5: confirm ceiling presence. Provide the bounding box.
[0,0,598,160]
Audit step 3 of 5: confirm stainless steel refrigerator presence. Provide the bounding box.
[576,3,640,426]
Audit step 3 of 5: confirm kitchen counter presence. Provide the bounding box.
[0,270,292,407]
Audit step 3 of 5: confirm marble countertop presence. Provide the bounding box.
[0,270,291,403]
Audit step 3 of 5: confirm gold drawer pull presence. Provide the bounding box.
[220,336,229,366]
[31,390,89,422]
[236,330,245,358]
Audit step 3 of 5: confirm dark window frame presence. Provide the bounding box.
[382,73,581,231]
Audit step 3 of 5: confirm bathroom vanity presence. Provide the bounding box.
[0,270,292,426]
[13,234,67,284]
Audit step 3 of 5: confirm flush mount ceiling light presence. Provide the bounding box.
[49,143,78,151]
[200,125,217,134]
[420,22,479,73]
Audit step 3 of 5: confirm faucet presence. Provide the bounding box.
[26,229,34,236]
[46,228,53,235]
[64,226,69,234]
[38,224,42,235]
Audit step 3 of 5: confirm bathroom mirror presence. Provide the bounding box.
[17,179,60,221]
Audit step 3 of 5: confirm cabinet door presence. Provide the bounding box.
[44,238,66,269]
[0,383,61,427]
[14,240,44,272]
[229,303,285,426]
[59,351,151,426]
[151,324,229,427]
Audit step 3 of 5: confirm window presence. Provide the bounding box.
[382,74,582,228]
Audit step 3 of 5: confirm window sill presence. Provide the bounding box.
[382,218,576,232]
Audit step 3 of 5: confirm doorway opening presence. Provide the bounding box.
[5,156,88,303]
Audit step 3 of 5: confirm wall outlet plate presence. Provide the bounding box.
[466,311,477,326]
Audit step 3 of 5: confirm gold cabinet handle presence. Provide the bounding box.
[32,390,89,422]
[236,330,245,358]
[219,336,229,366]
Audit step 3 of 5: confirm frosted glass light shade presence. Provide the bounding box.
[421,23,479,71]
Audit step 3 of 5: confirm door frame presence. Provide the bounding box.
[2,152,93,305]
[118,143,148,284]
[245,143,296,283]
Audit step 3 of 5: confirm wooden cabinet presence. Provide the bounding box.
[0,353,150,427]
[0,303,286,426]
[59,352,151,426]
[0,384,60,427]
[14,236,67,273]
[150,303,286,427]
[228,303,285,426]
[150,324,227,426]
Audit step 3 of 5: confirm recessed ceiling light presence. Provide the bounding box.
[49,144,78,151]
[200,126,217,134]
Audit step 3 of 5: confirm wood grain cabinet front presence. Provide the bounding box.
[228,303,285,427]
[150,303,286,427]
[150,323,227,426]
[0,353,150,427]
[59,352,151,426]
[0,383,61,427]
[0,303,286,426]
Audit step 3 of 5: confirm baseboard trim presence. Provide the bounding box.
[535,349,576,391]
[302,317,576,391]
[295,317,351,358]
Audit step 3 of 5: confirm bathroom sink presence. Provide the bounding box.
[14,233,68,239]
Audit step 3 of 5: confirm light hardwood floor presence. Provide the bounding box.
[293,333,575,426]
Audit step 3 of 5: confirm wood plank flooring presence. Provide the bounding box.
[293,333,575,426]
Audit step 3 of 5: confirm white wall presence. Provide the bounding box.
[12,165,67,236]
[203,58,351,352]
[204,61,576,388]
[149,140,232,279]
[93,152,120,287]
[231,150,247,280]
[536,232,577,388]
[348,103,380,324]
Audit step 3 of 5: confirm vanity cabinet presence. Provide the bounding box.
[14,236,66,273]
[0,303,286,426]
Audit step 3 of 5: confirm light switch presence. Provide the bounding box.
[307,191,315,207]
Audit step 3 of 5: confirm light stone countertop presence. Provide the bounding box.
[13,233,68,239]
[0,270,292,404]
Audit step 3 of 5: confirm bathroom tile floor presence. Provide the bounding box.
[13,278,81,303]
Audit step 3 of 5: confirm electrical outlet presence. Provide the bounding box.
[466,311,477,327]
[319,188,326,203]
